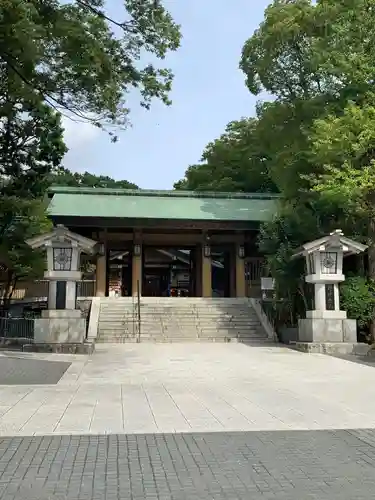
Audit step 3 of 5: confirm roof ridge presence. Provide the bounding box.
[48,185,280,200]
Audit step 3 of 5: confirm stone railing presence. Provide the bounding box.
[249,298,278,342]
[0,279,97,301]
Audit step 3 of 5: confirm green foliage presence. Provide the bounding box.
[51,167,138,189]
[0,104,67,199]
[0,0,181,134]
[240,0,375,323]
[174,118,277,193]
[0,198,51,305]
[240,0,375,102]
[340,276,375,331]
[258,201,324,323]
[240,0,319,99]
[309,101,375,222]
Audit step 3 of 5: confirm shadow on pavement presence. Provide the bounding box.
[0,355,70,385]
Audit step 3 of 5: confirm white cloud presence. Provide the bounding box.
[61,116,100,149]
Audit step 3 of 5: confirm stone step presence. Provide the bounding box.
[137,303,254,306]
[98,331,263,339]
[105,314,259,323]
[100,314,259,321]
[97,337,271,344]
[96,297,269,344]
[101,316,259,322]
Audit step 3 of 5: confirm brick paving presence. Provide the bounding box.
[0,430,372,499]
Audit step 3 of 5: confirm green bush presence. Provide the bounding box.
[340,276,375,332]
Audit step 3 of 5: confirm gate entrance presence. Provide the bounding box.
[142,247,196,297]
[106,249,132,297]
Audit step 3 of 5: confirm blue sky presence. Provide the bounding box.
[63,0,270,189]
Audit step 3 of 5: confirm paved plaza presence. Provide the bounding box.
[0,344,374,498]
[0,343,374,435]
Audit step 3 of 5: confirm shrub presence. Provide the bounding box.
[340,276,375,336]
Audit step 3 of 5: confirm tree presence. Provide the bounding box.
[1,0,181,134]
[240,0,375,102]
[237,0,375,331]
[0,101,66,240]
[51,167,138,189]
[0,198,51,309]
[240,0,320,100]
[1,0,179,246]
[174,118,278,193]
[0,0,180,202]
[309,101,375,273]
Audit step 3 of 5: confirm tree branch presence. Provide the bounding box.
[1,52,104,125]
[75,0,136,32]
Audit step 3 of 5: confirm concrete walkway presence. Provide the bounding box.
[0,343,374,436]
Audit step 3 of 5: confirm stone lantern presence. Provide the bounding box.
[26,225,97,344]
[292,230,367,346]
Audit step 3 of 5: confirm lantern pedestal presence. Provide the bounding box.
[34,270,86,343]
[34,309,86,344]
[305,310,347,319]
[298,317,357,343]
[292,340,369,355]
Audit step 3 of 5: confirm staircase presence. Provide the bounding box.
[96,297,273,344]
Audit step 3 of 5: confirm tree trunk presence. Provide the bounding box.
[0,270,15,316]
[357,254,366,276]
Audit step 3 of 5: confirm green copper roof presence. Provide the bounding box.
[48,186,279,222]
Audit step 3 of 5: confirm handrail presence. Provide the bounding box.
[132,287,136,339]
[136,279,141,343]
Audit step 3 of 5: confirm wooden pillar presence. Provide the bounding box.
[235,243,246,297]
[201,244,212,298]
[195,245,202,297]
[132,241,142,296]
[96,254,107,296]
[229,245,236,297]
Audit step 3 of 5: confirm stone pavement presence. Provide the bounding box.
[0,353,70,385]
[0,343,374,435]
[1,429,375,499]
[0,344,375,498]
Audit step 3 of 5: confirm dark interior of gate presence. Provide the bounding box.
[106,246,234,297]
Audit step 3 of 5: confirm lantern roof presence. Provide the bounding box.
[26,224,97,254]
[292,229,367,259]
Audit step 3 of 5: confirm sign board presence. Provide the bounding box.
[261,277,275,291]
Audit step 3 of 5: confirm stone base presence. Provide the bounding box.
[41,309,82,319]
[23,342,94,355]
[292,342,368,355]
[298,318,357,343]
[34,315,86,343]
[306,310,347,320]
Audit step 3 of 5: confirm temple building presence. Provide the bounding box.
[46,186,278,299]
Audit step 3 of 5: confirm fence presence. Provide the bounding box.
[0,279,97,302]
[0,316,35,342]
[76,280,96,298]
[245,258,265,297]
